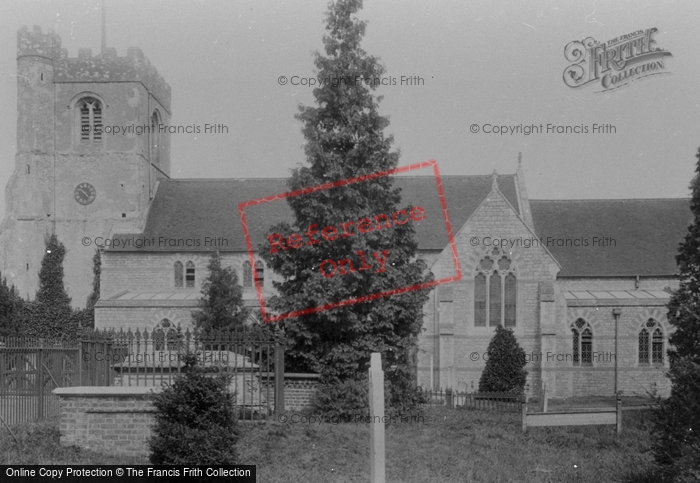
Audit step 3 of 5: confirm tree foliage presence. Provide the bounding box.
[26,233,78,339]
[86,249,101,308]
[478,325,528,393]
[652,147,700,480]
[74,249,102,331]
[0,274,27,337]
[192,251,249,333]
[651,359,700,481]
[259,0,432,416]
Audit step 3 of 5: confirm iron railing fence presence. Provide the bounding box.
[0,326,285,425]
[421,388,524,413]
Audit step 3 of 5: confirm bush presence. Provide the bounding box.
[478,325,528,393]
[384,367,426,420]
[148,353,238,464]
[312,377,370,422]
[312,370,426,422]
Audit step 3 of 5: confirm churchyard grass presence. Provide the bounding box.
[1,407,660,482]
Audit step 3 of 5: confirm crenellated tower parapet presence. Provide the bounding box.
[17,25,171,112]
[17,25,63,59]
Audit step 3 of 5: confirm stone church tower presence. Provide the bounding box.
[0,26,171,306]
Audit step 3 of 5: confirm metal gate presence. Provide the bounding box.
[0,339,79,425]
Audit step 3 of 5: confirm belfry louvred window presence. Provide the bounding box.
[474,248,516,327]
[79,97,103,143]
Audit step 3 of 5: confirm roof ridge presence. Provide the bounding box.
[161,178,288,181]
[530,198,690,202]
[162,173,518,182]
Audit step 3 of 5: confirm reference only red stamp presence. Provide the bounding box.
[238,160,462,323]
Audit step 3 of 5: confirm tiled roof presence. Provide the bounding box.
[110,175,520,252]
[108,176,692,278]
[530,199,691,277]
[563,290,671,300]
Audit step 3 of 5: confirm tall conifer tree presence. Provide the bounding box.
[261,0,432,413]
[29,233,77,339]
[652,147,700,478]
[667,148,700,365]
[192,251,249,333]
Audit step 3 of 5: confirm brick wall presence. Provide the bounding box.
[281,374,320,411]
[54,375,320,457]
[53,387,159,458]
[259,373,320,411]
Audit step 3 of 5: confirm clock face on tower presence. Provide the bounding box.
[74,183,96,205]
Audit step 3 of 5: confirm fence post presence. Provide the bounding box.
[616,395,622,435]
[521,402,528,433]
[77,338,83,386]
[106,338,114,386]
[37,347,44,420]
[369,352,385,483]
[274,339,285,418]
[445,388,453,409]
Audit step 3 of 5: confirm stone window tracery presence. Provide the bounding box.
[639,318,664,365]
[243,261,252,288]
[153,318,176,351]
[185,261,195,288]
[255,261,264,288]
[571,318,593,366]
[474,248,516,327]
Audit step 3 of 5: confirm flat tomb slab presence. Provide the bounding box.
[526,411,617,427]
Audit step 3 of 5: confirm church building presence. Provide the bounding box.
[1,27,691,399]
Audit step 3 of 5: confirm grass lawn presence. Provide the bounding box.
[0,406,663,482]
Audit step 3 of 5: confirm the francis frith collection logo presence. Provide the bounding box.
[563,28,672,92]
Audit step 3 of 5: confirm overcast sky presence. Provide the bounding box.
[1,0,699,218]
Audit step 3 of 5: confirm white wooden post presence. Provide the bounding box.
[542,382,548,413]
[369,352,385,483]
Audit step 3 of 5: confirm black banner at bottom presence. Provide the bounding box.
[2,466,256,482]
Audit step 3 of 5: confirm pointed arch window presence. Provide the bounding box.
[243,261,252,288]
[639,318,664,365]
[255,261,264,288]
[185,261,195,287]
[571,318,593,366]
[153,318,176,351]
[174,261,183,287]
[474,248,516,327]
[78,97,103,143]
